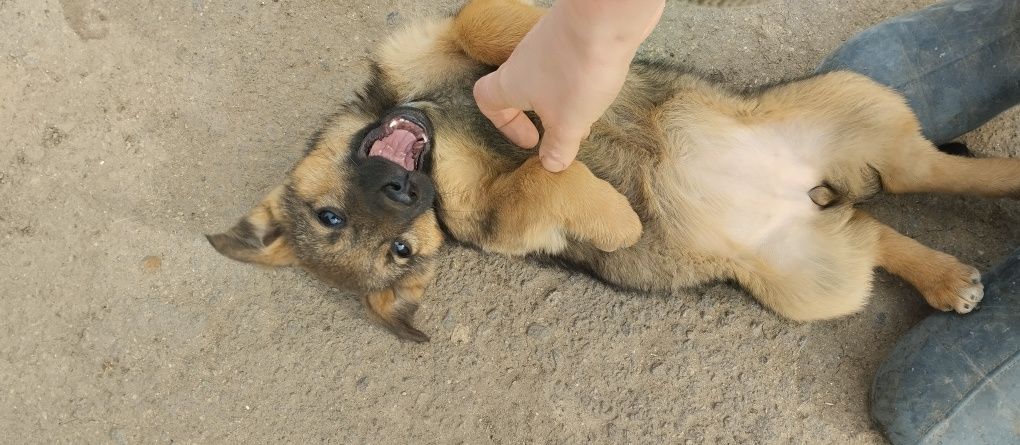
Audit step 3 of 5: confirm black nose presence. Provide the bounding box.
[381,174,417,206]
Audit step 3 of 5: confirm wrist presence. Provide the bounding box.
[551,0,664,64]
[557,0,665,43]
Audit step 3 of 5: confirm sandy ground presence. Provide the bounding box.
[2,0,1018,443]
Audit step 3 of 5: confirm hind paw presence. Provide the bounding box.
[921,264,983,314]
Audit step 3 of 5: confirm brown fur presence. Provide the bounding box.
[207,186,298,267]
[209,0,1020,340]
[451,0,545,66]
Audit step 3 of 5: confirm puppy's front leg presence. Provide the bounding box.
[484,157,642,255]
[452,0,545,66]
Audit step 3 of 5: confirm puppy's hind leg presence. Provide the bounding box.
[734,210,880,321]
[856,211,984,313]
[876,134,1020,198]
[740,209,984,318]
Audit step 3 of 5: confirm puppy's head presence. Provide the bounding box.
[207,0,547,341]
[207,104,445,342]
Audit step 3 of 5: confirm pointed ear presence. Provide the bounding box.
[206,185,298,267]
[363,266,436,342]
[452,0,544,66]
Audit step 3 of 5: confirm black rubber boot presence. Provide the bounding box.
[817,0,1020,145]
[871,250,1020,444]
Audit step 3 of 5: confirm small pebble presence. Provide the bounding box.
[142,255,162,272]
[751,324,763,338]
[386,11,401,26]
[451,325,471,343]
[526,323,550,338]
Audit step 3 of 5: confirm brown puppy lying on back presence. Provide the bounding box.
[208,0,1019,341]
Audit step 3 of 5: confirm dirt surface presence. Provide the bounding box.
[2,0,1018,443]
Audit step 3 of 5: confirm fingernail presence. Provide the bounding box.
[540,155,566,172]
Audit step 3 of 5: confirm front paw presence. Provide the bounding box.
[583,181,643,252]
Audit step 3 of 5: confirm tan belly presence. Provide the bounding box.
[657,121,830,265]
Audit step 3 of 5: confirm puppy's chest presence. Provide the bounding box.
[665,123,829,254]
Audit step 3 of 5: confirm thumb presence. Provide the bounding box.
[537,125,588,172]
[473,72,540,149]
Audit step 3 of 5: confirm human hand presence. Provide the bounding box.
[473,0,665,172]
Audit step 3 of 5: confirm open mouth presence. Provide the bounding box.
[364,114,431,171]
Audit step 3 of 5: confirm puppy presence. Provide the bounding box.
[208,0,1020,341]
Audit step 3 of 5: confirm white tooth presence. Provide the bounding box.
[388,120,397,129]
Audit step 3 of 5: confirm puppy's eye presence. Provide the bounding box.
[391,240,412,258]
[316,208,346,228]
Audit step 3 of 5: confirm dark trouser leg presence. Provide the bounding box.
[817,0,1020,145]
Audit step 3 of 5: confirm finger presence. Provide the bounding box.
[474,73,540,148]
[490,108,540,149]
[538,126,588,172]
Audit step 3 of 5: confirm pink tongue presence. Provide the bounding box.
[369,129,417,170]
